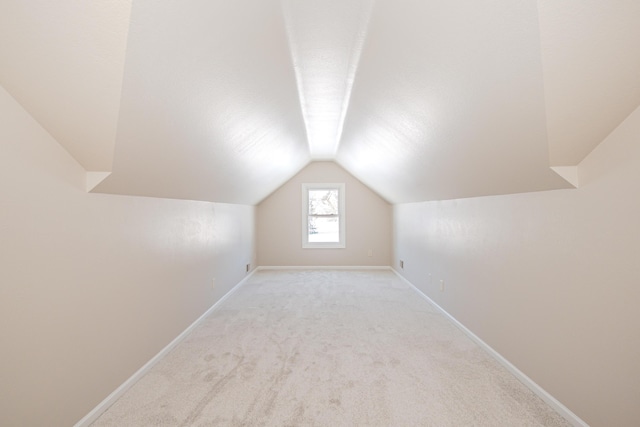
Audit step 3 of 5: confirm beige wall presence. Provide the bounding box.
[393,105,640,426]
[257,161,392,266]
[0,86,256,426]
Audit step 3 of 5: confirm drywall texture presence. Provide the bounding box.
[0,85,256,427]
[393,105,640,427]
[257,161,391,266]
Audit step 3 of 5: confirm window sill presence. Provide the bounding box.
[302,242,346,249]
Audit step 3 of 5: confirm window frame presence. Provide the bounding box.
[301,183,346,249]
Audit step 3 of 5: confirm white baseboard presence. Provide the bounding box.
[257,265,392,270]
[74,270,257,427]
[390,269,589,427]
[77,267,586,426]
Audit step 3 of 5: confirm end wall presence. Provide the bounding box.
[393,105,640,426]
[257,161,392,266]
[0,86,256,426]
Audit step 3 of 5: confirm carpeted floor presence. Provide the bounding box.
[92,269,570,426]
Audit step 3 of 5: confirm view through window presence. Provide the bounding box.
[308,188,339,242]
[302,183,345,248]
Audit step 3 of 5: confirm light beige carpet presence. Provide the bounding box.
[92,269,570,426]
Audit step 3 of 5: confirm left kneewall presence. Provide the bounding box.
[0,86,256,426]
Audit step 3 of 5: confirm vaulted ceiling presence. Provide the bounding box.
[1,1,639,204]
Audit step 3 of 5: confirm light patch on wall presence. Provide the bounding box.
[142,202,219,257]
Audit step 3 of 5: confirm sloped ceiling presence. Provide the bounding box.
[1,0,639,205]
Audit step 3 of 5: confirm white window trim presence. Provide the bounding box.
[302,183,346,249]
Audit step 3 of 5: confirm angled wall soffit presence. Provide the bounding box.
[550,166,579,188]
[0,1,133,192]
[539,0,640,188]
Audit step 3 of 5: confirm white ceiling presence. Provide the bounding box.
[1,0,639,204]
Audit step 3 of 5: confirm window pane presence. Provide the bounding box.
[308,216,340,243]
[302,183,345,248]
[309,189,338,215]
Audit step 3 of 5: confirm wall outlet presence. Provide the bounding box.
[211,278,216,290]
[367,249,373,257]
[440,280,445,292]
[246,264,250,273]
[400,260,404,269]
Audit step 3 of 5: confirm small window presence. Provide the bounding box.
[302,183,345,248]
